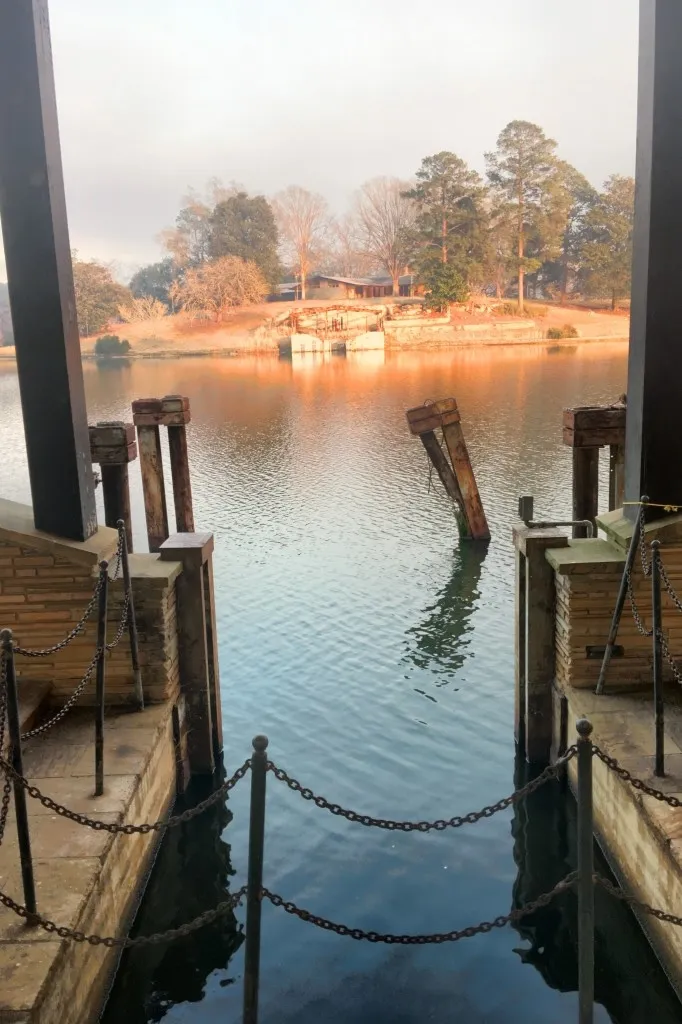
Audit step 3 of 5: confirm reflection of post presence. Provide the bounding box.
[403,543,487,676]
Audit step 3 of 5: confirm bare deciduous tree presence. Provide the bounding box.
[174,256,267,320]
[356,177,416,294]
[272,186,328,299]
[118,296,168,322]
[328,212,376,278]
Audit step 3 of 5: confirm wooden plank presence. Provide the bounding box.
[406,398,460,436]
[100,465,133,552]
[136,426,169,553]
[441,416,490,541]
[167,425,195,532]
[563,405,626,448]
[572,447,600,537]
[419,430,467,531]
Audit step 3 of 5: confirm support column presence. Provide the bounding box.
[160,532,223,774]
[0,0,97,540]
[624,0,682,515]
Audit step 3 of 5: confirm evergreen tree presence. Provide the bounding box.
[486,121,560,311]
[579,175,635,310]
[209,192,281,288]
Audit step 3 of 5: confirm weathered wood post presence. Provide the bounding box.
[563,405,627,535]
[162,395,195,533]
[513,525,569,763]
[160,532,223,775]
[406,398,490,541]
[132,399,169,553]
[89,422,137,551]
[572,448,600,539]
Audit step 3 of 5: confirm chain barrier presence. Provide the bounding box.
[13,527,125,658]
[262,871,579,944]
[595,874,682,928]
[0,755,250,834]
[19,651,99,742]
[594,746,682,807]
[266,749,575,832]
[0,653,10,847]
[0,882,248,947]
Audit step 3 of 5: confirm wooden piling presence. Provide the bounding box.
[162,395,195,533]
[132,399,170,553]
[406,398,490,541]
[89,422,137,551]
[160,532,221,775]
[572,447,600,538]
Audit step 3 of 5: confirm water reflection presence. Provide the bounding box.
[510,757,682,1022]
[403,542,487,682]
[101,769,243,1024]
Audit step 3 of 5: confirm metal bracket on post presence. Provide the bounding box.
[518,495,594,538]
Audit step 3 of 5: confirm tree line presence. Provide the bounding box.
[64,120,636,335]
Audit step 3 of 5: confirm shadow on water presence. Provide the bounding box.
[510,756,682,1023]
[402,541,487,681]
[100,766,243,1024]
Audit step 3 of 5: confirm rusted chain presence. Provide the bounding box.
[262,871,578,943]
[13,529,125,658]
[266,749,576,832]
[594,746,682,806]
[20,651,99,742]
[0,654,10,847]
[595,874,682,927]
[0,883,247,947]
[105,592,130,651]
[0,756,250,833]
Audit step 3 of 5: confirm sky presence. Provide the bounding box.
[0,0,639,281]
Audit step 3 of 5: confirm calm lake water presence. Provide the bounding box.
[2,344,682,1024]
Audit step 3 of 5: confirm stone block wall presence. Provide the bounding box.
[0,504,182,707]
[551,532,682,691]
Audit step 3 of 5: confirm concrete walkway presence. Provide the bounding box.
[0,703,176,1024]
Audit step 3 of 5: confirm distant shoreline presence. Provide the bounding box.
[0,333,630,363]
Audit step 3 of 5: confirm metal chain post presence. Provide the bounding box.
[577,718,594,1024]
[651,541,665,776]
[94,560,109,797]
[0,629,37,919]
[117,519,144,710]
[243,735,269,1024]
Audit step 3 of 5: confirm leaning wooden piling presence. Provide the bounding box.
[406,398,490,541]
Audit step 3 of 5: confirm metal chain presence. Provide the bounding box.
[106,592,130,651]
[266,748,576,832]
[594,746,682,806]
[639,504,651,577]
[0,756,250,833]
[626,573,652,637]
[20,651,99,742]
[13,528,125,658]
[0,883,247,948]
[262,871,578,944]
[595,874,682,927]
[0,653,11,847]
[655,551,682,615]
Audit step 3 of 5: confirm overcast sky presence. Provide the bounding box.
[0,0,639,281]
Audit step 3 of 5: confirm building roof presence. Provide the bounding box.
[310,273,415,287]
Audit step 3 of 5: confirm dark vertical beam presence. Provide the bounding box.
[572,448,600,538]
[624,0,682,517]
[0,0,97,540]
